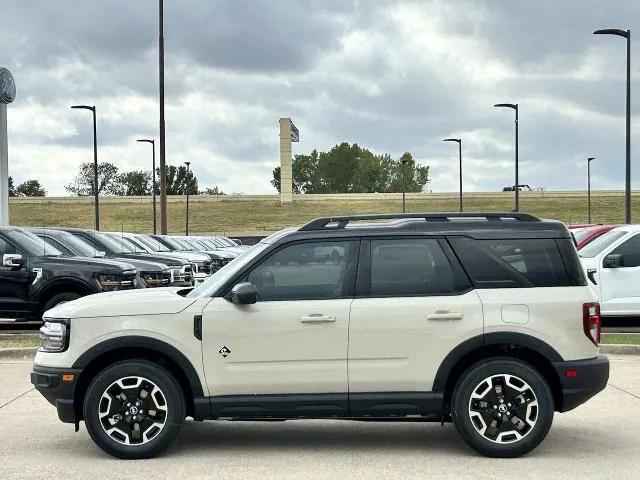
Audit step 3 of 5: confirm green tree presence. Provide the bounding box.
[113,171,152,196]
[157,165,198,195]
[271,144,429,194]
[15,179,47,196]
[8,176,16,196]
[65,162,120,196]
[201,186,226,195]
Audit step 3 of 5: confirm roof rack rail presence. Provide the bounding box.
[299,212,540,231]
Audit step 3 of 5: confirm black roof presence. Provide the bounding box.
[280,212,570,242]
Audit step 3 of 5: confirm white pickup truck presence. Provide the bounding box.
[579,225,640,323]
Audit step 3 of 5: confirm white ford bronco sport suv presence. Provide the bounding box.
[31,213,609,459]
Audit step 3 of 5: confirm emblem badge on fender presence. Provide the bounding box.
[219,346,231,358]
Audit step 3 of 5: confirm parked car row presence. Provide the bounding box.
[570,223,640,325]
[0,225,245,321]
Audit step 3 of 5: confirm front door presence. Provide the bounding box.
[0,235,35,318]
[348,237,483,415]
[201,239,359,417]
[599,233,640,316]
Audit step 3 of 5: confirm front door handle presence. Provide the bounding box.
[300,314,336,324]
[426,311,463,321]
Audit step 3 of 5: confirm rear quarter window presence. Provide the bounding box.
[449,237,576,288]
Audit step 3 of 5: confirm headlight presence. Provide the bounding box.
[96,271,136,291]
[39,319,70,353]
[140,271,170,288]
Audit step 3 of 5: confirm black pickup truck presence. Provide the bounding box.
[0,226,138,320]
[59,227,193,286]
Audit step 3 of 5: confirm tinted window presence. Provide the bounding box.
[0,237,17,256]
[246,241,356,301]
[368,238,466,296]
[609,234,640,267]
[450,237,570,288]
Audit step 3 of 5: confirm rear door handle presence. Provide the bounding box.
[426,311,463,321]
[300,314,336,324]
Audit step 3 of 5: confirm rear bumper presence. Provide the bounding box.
[553,355,609,412]
[30,364,83,424]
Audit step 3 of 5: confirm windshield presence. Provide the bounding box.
[175,238,195,251]
[217,237,235,247]
[579,230,628,258]
[90,232,131,253]
[136,235,170,252]
[56,231,101,257]
[6,229,62,256]
[573,227,610,246]
[159,236,183,251]
[102,233,137,253]
[187,241,270,298]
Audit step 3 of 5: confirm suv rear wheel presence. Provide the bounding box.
[452,358,554,457]
[83,360,185,459]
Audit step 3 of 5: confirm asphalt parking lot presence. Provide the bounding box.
[1,355,638,480]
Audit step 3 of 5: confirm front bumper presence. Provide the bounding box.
[553,355,609,412]
[30,365,83,424]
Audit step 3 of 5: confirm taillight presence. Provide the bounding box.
[583,302,601,346]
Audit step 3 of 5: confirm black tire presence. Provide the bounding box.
[83,359,185,459]
[451,358,554,458]
[42,292,82,314]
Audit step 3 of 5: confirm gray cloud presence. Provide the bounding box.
[2,0,639,196]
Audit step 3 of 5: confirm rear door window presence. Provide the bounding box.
[450,237,571,288]
[362,238,470,296]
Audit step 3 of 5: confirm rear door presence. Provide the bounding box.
[0,235,36,318]
[598,233,640,316]
[347,236,482,415]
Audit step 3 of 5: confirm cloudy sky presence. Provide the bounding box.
[2,0,639,195]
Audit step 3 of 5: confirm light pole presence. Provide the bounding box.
[588,157,595,223]
[0,67,16,226]
[401,158,408,213]
[158,0,168,234]
[494,103,519,212]
[137,139,156,234]
[593,28,631,224]
[184,161,191,235]
[71,104,100,230]
[443,138,463,212]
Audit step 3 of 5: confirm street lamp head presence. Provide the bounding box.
[494,103,517,110]
[588,157,596,162]
[593,28,629,38]
[443,138,461,143]
[70,105,95,111]
[184,161,191,167]
[137,139,154,144]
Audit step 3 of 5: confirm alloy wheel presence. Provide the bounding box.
[468,374,538,444]
[98,376,168,446]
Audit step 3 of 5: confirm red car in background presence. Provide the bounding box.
[572,224,620,249]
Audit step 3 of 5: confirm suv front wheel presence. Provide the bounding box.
[452,358,554,457]
[83,360,185,459]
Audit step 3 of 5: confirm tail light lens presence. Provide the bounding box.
[583,302,601,346]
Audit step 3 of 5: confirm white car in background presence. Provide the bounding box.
[578,225,640,323]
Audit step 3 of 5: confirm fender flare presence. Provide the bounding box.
[432,332,563,392]
[72,335,204,397]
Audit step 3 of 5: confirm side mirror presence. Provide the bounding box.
[2,253,24,268]
[604,253,624,268]
[230,282,257,305]
[95,251,106,258]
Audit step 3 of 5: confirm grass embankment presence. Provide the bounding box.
[601,334,640,345]
[9,193,640,234]
[0,336,40,349]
